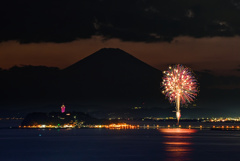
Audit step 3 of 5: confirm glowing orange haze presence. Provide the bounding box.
[0,36,239,76]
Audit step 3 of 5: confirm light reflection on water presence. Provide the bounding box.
[2,128,240,160]
[159,128,197,161]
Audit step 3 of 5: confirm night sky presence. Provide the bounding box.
[0,0,240,117]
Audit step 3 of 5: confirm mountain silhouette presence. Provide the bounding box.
[0,48,164,111]
[60,48,163,103]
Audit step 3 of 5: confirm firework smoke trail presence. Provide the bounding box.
[162,64,198,125]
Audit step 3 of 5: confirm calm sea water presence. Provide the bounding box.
[1,128,240,161]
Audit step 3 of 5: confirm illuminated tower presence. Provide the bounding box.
[61,104,65,113]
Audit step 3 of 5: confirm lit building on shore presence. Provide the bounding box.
[61,104,65,113]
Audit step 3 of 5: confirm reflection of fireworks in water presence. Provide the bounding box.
[162,64,198,124]
[159,128,197,161]
[159,128,197,134]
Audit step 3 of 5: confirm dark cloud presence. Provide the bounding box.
[1,0,240,43]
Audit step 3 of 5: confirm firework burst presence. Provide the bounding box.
[162,64,198,124]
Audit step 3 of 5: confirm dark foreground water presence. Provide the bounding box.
[1,128,240,161]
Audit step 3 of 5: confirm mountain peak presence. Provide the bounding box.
[64,48,157,72]
[96,48,124,52]
[87,48,134,58]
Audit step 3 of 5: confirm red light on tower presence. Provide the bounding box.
[61,104,65,113]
